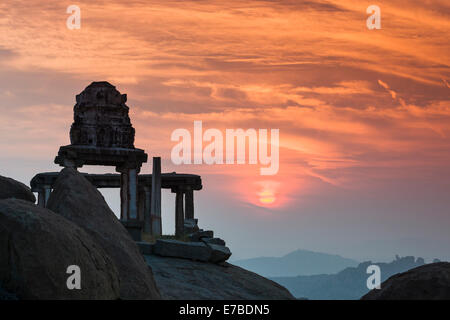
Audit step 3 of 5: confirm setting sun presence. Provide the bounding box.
[258,190,276,205]
[254,180,281,207]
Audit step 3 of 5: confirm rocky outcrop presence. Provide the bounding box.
[208,243,232,263]
[154,240,212,262]
[189,230,214,242]
[145,254,295,300]
[0,199,120,300]
[203,237,226,246]
[152,239,231,263]
[46,168,160,300]
[0,175,36,203]
[362,262,450,300]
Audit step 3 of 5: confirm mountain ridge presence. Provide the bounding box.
[233,249,359,277]
[272,255,430,299]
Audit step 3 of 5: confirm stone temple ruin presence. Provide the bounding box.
[30,82,204,242]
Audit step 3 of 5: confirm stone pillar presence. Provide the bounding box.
[174,187,185,237]
[138,185,146,223]
[142,186,152,234]
[119,166,142,241]
[120,168,138,221]
[185,188,194,220]
[151,157,162,236]
[37,190,45,207]
[37,185,51,208]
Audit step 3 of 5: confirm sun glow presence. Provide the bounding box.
[258,190,276,205]
[255,180,281,207]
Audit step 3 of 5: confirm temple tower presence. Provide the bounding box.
[54,82,147,240]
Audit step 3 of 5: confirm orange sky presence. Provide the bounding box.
[0,0,449,260]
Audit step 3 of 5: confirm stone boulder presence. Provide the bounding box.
[189,230,214,242]
[0,199,120,300]
[153,239,232,263]
[0,175,35,203]
[154,239,211,262]
[208,243,232,263]
[362,262,450,300]
[202,237,226,246]
[145,254,295,300]
[47,168,160,300]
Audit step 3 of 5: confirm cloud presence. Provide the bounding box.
[378,79,397,100]
[443,79,450,89]
[0,0,448,87]
[0,47,16,61]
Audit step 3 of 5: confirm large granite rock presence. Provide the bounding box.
[362,262,450,300]
[47,168,160,300]
[0,199,120,300]
[145,254,295,300]
[0,175,35,203]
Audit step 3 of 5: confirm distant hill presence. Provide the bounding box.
[233,249,359,277]
[271,255,428,300]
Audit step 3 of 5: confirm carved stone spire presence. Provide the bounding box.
[69,81,135,148]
